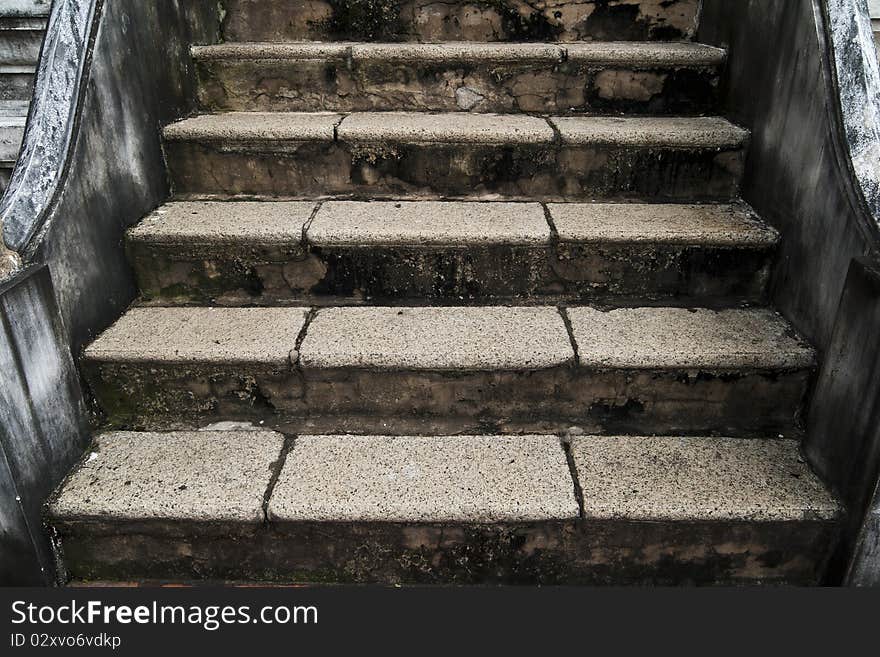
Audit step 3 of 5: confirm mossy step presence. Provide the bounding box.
[219,0,701,43]
[47,431,840,584]
[163,112,749,200]
[127,200,778,305]
[193,41,724,114]
[82,304,813,436]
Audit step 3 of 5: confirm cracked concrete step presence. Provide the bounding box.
[220,0,701,43]
[127,200,778,305]
[83,305,814,436]
[164,112,748,200]
[193,41,724,114]
[47,432,840,584]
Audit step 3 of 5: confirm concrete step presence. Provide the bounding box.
[127,200,778,305]
[0,63,33,101]
[220,0,701,43]
[82,305,814,436]
[164,112,748,200]
[193,41,724,114]
[0,15,46,65]
[47,431,840,584]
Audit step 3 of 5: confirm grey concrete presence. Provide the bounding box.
[0,266,89,584]
[299,306,574,370]
[337,112,554,144]
[128,201,314,244]
[164,112,342,142]
[572,435,840,522]
[85,306,309,364]
[269,434,578,522]
[549,203,778,246]
[564,42,725,65]
[566,306,815,370]
[49,430,283,523]
[309,201,550,245]
[550,116,748,148]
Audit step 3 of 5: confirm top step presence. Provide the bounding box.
[220,0,700,43]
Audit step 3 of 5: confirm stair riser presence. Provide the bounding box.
[0,30,43,64]
[128,241,774,305]
[220,0,700,43]
[196,59,719,115]
[84,363,810,436]
[53,519,834,585]
[0,71,33,101]
[165,141,744,201]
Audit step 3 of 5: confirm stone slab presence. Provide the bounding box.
[308,200,550,245]
[84,307,309,365]
[128,201,316,244]
[337,111,555,144]
[551,116,749,148]
[299,305,574,370]
[163,112,342,142]
[49,431,285,523]
[571,435,841,522]
[549,202,779,246]
[269,434,579,522]
[566,306,815,370]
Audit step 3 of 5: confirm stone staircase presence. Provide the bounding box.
[0,1,47,193]
[47,0,842,585]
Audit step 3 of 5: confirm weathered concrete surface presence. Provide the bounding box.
[573,435,839,521]
[220,0,700,43]
[48,431,840,585]
[567,435,840,584]
[566,306,815,370]
[49,430,283,522]
[194,41,721,114]
[127,200,777,305]
[85,306,309,364]
[299,305,573,370]
[0,267,90,584]
[164,112,746,200]
[127,201,314,304]
[82,304,814,436]
[270,434,578,522]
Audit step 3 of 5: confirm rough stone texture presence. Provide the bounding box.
[549,202,778,245]
[165,112,746,200]
[299,305,573,369]
[194,41,721,114]
[163,111,342,142]
[49,430,284,523]
[84,306,309,364]
[309,200,550,245]
[220,0,701,43]
[269,434,578,522]
[567,306,815,370]
[551,116,749,148]
[572,435,840,522]
[337,111,554,143]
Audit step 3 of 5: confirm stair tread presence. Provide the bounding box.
[84,307,310,365]
[270,434,579,523]
[164,112,747,148]
[192,40,725,66]
[568,306,814,370]
[48,430,284,523]
[49,431,839,527]
[130,200,778,248]
[85,305,814,372]
[572,435,840,522]
[300,306,573,370]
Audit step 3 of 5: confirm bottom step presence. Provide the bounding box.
[47,431,840,585]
